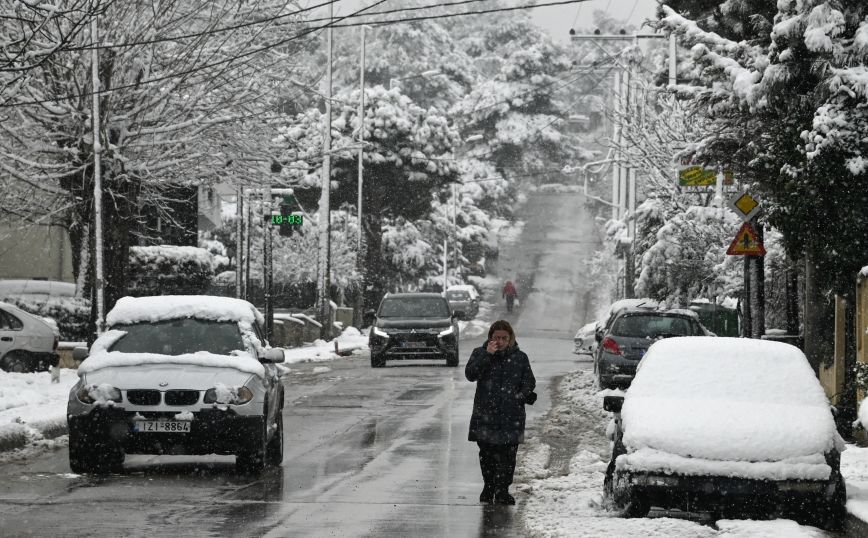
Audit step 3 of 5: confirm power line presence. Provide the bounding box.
[0,0,389,109]
[62,0,496,53]
[0,0,593,110]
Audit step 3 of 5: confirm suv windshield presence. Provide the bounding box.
[109,318,246,356]
[445,291,469,300]
[379,297,450,318]
[611,314,701,338]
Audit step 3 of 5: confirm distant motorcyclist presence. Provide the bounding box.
[502,280,518,313]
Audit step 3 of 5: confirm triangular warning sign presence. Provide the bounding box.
[726,222,766,256]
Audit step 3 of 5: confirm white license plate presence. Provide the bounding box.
[133,421,191,433]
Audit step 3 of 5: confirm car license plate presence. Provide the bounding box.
[133,421,191,433]
[401,341,425,348]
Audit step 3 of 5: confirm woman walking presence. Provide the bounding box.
[465,320,536,505]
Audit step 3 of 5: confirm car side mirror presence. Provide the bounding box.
[72,346,89,361]
[261,348,285,363]
[603,395,624,413]
[595,330,603,343]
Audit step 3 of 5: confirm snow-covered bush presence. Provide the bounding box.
[127,246,216,297]
[1,295,90,342]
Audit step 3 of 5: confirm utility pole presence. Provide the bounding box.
[236,187,243,299]
[90,1,105,335]
[452,182,458,281]
[355,25,369,328]
[317,1,334,340]
[262,186,273,341]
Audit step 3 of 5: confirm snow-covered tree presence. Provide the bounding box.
[0,0,312,332]
[275,85,460,306]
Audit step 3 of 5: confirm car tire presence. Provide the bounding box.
[68,428,124,474]
[806,472,846,531]
[237,415,267,474]
[1,351,31,373]
[446,351,459,367]
[266,406,284,467]
[371,354,386,368]
[597,371,612,390]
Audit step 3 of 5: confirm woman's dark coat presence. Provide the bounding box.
[465,341,536,445]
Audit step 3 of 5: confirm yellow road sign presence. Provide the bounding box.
[728,190,761,221]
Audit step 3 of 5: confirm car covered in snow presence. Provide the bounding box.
[67,295,285,474]
[603,337,846,530]
[0,300,59,372]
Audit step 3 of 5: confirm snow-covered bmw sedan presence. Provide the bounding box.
[603,337,846,531]
[67,295,285,474]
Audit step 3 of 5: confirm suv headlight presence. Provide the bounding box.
[76,384,122,405]
[204,385,254,405]
[438,326,455,338]
[372,327,390,339]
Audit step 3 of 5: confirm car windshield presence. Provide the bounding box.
[378,297,450,318]
[611,314,700,338]
[445,291,469,300]
[108,318,246,356]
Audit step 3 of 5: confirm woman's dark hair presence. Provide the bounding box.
[488,320,516,346]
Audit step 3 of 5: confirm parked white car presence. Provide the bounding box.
[603,337,846,531]
[0,301,58,372]
[67,295,285,474]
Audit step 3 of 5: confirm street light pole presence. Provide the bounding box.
[316,1,334,340]
[452,182,458,282]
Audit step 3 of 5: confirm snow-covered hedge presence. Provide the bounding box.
[1,295,90,342]
[127,246,216,297]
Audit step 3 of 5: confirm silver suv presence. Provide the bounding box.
[67,295,285,474]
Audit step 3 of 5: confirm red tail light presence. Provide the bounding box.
[602,336,622,355]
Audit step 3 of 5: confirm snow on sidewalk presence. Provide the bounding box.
[516,369,861,537]
[0,369,78,454]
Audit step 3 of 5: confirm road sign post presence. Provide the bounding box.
[726,191,766,338]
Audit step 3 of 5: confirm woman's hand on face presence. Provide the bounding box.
[486,340,501,354]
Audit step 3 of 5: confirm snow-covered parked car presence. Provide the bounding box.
[0,300,59,372]
[67,295,285,474]
[603,337,846,530]
[573,321,597,355]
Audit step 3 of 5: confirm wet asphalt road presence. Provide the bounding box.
[0,192,602,537]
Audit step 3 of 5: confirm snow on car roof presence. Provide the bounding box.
[622,337,837,466]
[607,298,659,315]
[106,295,264,326]
[446,284,478,297]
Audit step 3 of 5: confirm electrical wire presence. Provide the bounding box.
[0,0,594,109]
[0,0,390,109]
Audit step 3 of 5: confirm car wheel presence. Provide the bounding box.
[1,352,31,373]
[237,414,267,474]
[806,472,846,531]
[597,371,612,390]
[371,354,386,368]
[446,351,459,367]
[266,407,284,467]
[68,427,124,474]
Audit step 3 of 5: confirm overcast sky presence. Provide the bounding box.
[329,0,660,44]
[530,0,659,42]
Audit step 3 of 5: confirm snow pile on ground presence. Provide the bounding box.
[282,326,370,365]
[623,337,838,471]
[841,444,868,523]
[0,370,76,452]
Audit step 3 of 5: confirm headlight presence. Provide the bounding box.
[438,326,454,338]
[76,384,122,405]
[204,385,254,405]
[372,327,390,338]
